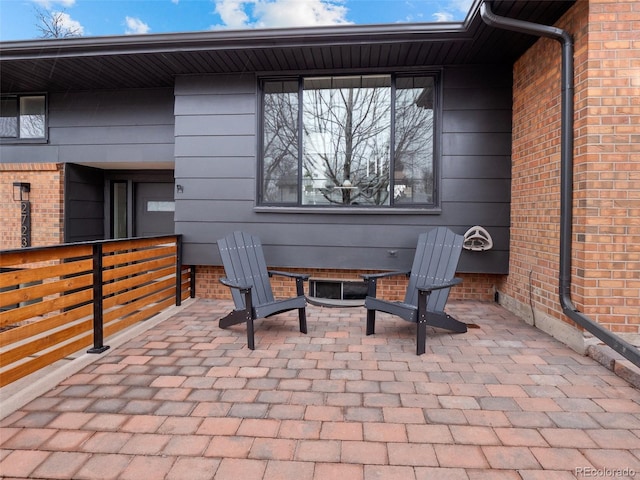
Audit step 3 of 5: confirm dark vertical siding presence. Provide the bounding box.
[175,66,512,273]
[64,164,105,243]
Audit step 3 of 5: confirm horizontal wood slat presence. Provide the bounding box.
[0,235,192,387]
[104,296,176,338]
[0,245,92,267]
[0,334,93,388]
[0,303,93,345]
[1,319,93,367]
[102,236,178,254]
[0,288,92,327]
[102,246,176,268]
[103,256,175,282]
[103,266,175,296]
[0,259,93,288]
[104,279,175,314]
[0,273,93,308]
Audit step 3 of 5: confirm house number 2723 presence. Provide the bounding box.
[21,200,31,248]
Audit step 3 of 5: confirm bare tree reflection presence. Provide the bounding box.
[261,75,435,206]
[302,77,391,205]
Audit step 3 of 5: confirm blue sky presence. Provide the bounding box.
[0,0,473,41]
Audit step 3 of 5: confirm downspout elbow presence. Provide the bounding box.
[480,2,571,44]
[480,3,573,98]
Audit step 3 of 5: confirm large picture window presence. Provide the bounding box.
[260,74,437,208]
[0,94,46,140]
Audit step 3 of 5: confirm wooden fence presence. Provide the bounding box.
[0,235,193,387]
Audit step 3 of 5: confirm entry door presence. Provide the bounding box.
[134,183,175,237]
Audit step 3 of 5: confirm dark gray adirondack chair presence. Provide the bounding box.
[217,231,309,350]
[362,227,467,355]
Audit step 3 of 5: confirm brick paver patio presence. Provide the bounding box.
[2,299,640,479]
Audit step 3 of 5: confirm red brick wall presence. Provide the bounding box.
[0,164,65,250]
[195,265,497,302]
[578,0,640,332]
[501,0,640,333]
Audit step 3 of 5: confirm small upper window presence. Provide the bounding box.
[0,95,46,140]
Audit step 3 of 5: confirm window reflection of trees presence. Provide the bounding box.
[302,76,391,206]
[261,75,435,207]
[395,77,435,205]
[262,81,299,203]
[0,96,46,139]
[0,97,18,137]
[20,96,46,139]
[20,115,45,139]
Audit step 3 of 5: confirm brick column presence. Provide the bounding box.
[0,163,65,250]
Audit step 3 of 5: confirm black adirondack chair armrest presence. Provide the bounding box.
[268,270,310,281]
[219,277,252,292]
[417,277,463,293]
[361,270,411,281]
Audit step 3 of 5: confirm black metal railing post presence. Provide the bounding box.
[190,265,196,298]
[175,235,183,306]
[87,243,109,354]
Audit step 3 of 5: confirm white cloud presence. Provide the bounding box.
[212,0,351,29]
[124,16,151,34]
[432,11,453,22]
[214,0,251,28]
[433,0,473,22]
[53,10,84,34]
[253,0,350,28]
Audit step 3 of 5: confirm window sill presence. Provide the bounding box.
[0,138,48,145]
[254,206,441,215]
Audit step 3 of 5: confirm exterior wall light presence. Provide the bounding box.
[12,182,30,202]
[12,182,31,247]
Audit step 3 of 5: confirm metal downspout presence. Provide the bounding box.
[480,2,640,367]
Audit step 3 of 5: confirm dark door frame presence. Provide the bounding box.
[104,170,174,239]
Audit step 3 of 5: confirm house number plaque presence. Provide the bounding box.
[21,200,31,248]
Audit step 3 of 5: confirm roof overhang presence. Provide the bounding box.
[0,0,575,92]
